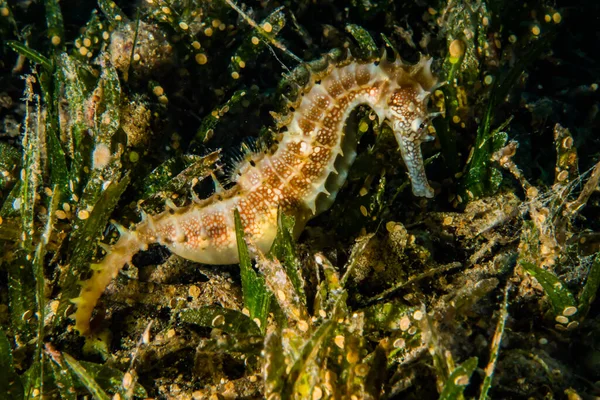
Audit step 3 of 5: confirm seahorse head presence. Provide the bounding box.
[386,86,431,143]
[379,54,439,198]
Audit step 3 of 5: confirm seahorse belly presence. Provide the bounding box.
[148,196,279,265]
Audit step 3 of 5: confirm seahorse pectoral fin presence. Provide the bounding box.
[394,131,434,198]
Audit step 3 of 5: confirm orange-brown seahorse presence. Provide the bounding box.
[73,51,439,334]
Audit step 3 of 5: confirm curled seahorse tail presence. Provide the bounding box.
[73,229,147,335]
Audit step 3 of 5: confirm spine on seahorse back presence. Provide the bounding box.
[73,51,438,334]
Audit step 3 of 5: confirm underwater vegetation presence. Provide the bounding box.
[1,0,600,398]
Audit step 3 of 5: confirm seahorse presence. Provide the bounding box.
[72,51,439,334]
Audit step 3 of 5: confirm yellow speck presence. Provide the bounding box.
[195,53,208,65]
[454,374,469,386]
[509,34,517,43]
[544,14,552,23]
[153,86,164,96]
[55,210,67,220]
[115,14,122,21]
[297,320,309,332]
[179,21,189,30]
[448,39,466,62]
[129,151,140,163]
[359,187,368,196]
[219,23,226,31]
[78,210,90,220]
[0,216,3,225]
[334,335,345,349]
[51,35,61,46]
[192,41,201,49]
[555,315,569,324]
[212,315,225,326]
[399,316,411,331]
[452,115,461,124]
[312,387,323,400]
[0,8,9,17]
[552,12,562,23]
[428,7,437,15]
[22,310,33,321]
[484,75,494,85]
[122,372,133,389]
[556,170,568,182]
[133,53,140,61]
[482,16,489,26]
[49,300,59,314]
[161,6,171,14]
[386,221,396,232]
[83,38,92,47]
[354,364,369,377]
[238,60,246,68]
[531,25,541,36]
[346,350,360,364]
[262,22,273,33]
[63,203,71,212]
[567,321,579,330]
[204,27,213,37]
[360,205,368,217]
[79,46,88,56]
[189,285,201,298]
[212,19,221,28]
[393,338,405,348]
[102,31,110,40]
[358,120,369,132]
[231,71,240,79]
[158,95,168,105]
[413,310,424,321]
[562,306,577,316]
[251,36,260,45]
[526,186,539,198]
[276,290,286,302]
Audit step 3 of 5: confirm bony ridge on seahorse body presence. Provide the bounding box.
[73,50,439,334]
